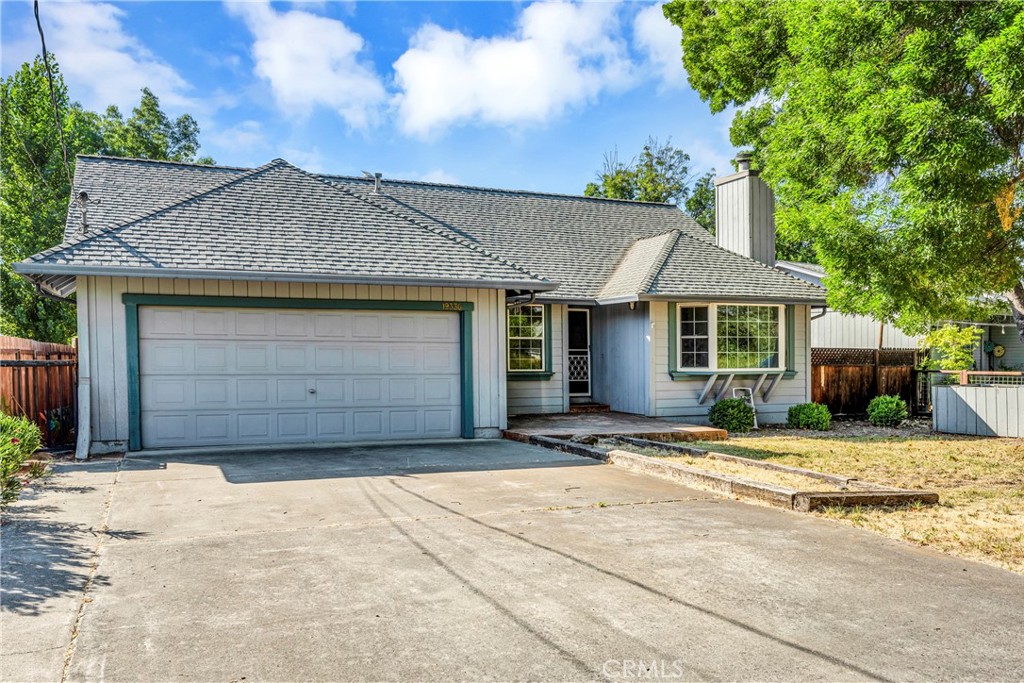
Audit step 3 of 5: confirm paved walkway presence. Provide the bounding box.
[3,440,1023,681]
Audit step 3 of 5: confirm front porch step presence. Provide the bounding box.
[569,402,611,414]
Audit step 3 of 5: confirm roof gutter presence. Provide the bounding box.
[638,293,828,306]
[13,263,558,293]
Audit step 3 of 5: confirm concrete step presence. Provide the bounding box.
[568,402,611,414]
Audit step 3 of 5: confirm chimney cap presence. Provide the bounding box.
[735,151,753,172]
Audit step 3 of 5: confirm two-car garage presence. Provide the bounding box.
[136,305,463,449]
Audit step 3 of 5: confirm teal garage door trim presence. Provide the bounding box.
[123,294,475,451]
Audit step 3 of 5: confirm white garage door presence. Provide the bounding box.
[138,306,462,449]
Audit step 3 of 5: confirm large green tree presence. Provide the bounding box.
[99,88,212,163]
[585,137,694,205]
[1,57,211,342]
[1,57,95,342]
[684,171,716,232]
[665,0,1024,340]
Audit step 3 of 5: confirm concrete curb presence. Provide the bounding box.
[529,434,939,512]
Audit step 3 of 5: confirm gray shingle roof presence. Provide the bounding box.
[323,174,718,301]
[27,159,550,291]
[598,230,679,300]
[22,155,825,304]
[649,233,827,303]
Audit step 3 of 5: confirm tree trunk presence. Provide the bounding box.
[1009,281,1024,343]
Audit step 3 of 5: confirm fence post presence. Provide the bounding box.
[959,370,969,385]
[873,349,881,396]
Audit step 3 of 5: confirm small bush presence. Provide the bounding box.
[787,402,832,431]
[867,395,909,427]
[1,414,45,511]
[708,397,755,433]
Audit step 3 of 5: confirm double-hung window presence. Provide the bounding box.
[677,304,783,371]
[507,304,546,372]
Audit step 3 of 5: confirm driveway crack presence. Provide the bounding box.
[60,457,124,683]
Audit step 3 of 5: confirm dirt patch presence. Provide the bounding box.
[689,432,1024,573]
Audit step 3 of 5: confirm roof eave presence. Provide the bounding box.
[639,293,828,306]
[12,263,558,294]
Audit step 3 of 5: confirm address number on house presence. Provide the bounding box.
[441,302,464,311]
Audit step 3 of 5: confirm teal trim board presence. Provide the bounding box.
[125,301,141,451]
[785,305,796,373]
[122,294,477,450]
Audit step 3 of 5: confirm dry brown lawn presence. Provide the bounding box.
[692,429,1024,574]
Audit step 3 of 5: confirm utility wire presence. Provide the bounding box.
[34,0,72,183]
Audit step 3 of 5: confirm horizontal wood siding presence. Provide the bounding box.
[591,303,648,414]
[650,302,811,424]
[81,276,507,450]
[812,310,921,350]
[989,325,1024,370]
[932,386,1022,437]
[507,304,568,415]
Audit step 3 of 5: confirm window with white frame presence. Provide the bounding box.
[678,305,710,368]
[678,304,783,371]
[507,305,545,371]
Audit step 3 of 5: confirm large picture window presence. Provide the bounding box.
[508,305,546,371]
[677,304,783,371]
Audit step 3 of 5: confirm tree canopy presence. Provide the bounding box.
[585,137,694,205]
[684,171,715,232]
[1,56,211,342]
[664,0,1024,340]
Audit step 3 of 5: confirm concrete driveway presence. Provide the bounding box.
[3,440,1023,682]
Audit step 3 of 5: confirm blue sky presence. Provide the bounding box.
[1,0,738,194]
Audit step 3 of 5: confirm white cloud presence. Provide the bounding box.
[633,3,686,90]
[206,119,268,151]
[686,138,733,176]
[226,1,385,128]
[392,1,635,138]
[17,2,196,114]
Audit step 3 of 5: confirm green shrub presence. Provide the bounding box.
[787,402,832,430]
[867,395,909,427]
[708,397,755,433]
[1,414,45,511]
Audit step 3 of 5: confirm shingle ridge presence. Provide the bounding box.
[320,173,690,208]
[30,159,287,263]
[75,154,251,172]
[638,230,682,295]
[307,171,551,284]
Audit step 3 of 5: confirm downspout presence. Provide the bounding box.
[75,277,91,460]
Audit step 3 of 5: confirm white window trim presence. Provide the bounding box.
[507,304,546,373]
[677,303,786,373]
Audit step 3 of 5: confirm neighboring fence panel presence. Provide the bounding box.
[811,348,919,415]
[0,336,78,447]
[932,385,1023,437]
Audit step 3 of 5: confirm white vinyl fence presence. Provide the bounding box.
[932,384,1023,437]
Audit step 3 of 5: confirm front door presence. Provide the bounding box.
[567,309,591,397]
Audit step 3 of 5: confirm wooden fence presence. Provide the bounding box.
[811,348,920,415]
[0,336,78,447]
[932,376,1024,437]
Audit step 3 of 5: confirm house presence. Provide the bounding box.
[14,154,825,457]
[776,261,1024,370]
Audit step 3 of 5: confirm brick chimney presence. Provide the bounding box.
[715,152,776,266]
